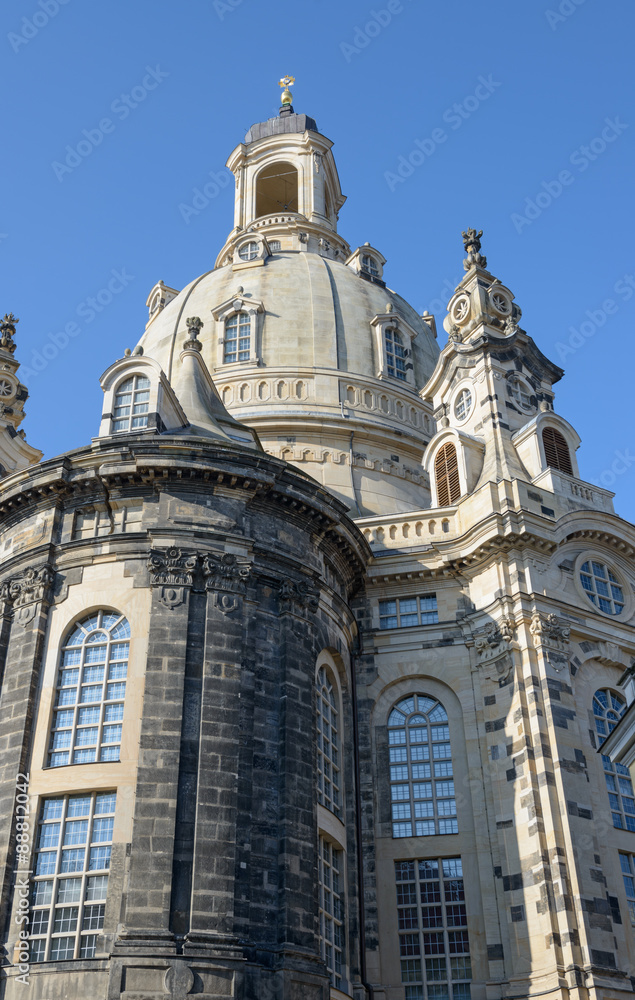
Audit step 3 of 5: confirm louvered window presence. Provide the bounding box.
[542,427,572,475]
[435,445,460,506]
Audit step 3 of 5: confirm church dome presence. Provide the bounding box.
[137,102,440,516]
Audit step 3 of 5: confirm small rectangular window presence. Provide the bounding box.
[379,595,439,630]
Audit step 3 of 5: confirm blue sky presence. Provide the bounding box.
[3,0,635,518]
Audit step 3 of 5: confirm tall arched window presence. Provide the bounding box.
[224,313,251,363]
[435,444,461,506]
[542,427,573,475]
[388,694,457,838]
[48,612,130,768]
[594,688,635,831]
[112,375,150,433]
[385,328,407,381]
[317,665,341,818]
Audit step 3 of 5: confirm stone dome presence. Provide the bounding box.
[136,108,440,516]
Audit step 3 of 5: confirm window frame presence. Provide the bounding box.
[318,834,347,992]
[223,311,252,364]
[579,560,625,616]
[593,688,635,832]
[30,791,116,962]
[111,374,151,434]
[395,856,471,1000]
[379,595,439,630]
[46,611,130,769]
[619,853,635,926]
[388,694,458,839]
[317,663,342,819]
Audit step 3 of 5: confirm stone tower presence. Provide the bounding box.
[1,91,635,1000]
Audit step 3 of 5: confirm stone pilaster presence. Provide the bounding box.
[113,547,197,956]
[0,563,54,944]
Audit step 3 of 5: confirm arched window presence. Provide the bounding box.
[48,612,130,768]
[435,444,461,506]
[594,688,635,831]
[388,694,457,838]
[385,328,407,381]
[317,665,341,818]
[542,426,573,475]
[224,312,251,363]
[255,161,299,216]
[112,375,150,433]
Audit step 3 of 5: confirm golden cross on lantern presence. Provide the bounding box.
[278,75,295,106]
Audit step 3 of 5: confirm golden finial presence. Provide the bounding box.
[278,75,295,106]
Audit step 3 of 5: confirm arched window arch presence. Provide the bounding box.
[48,611,130,768]
[112,375,150,433]
[224,312,251,363]
[317,664,341,818]
[594,688,635,831]
[388,694,457,838]
[255,161,299,216]
[435,444,461,506]
[542,426,573,475]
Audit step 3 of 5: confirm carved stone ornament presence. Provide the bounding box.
[473,618,517,681]
[530,612,571,672]
[474,618,516,656]
[185,316,203,350]
[279,579,320,612]
[0,564,55,626]
[213,592,240,615]
[530,612,570,646]
[201,552,252,595]
[148,547,198,587]
[461,228,487,272]
[148,547,198,609]
[0,313,18,354]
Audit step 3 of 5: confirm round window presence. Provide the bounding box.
[454,388,472,422]
[510,380,532,410]
[451,297,470,324]
[580,560,625,615]
[238,241,259,262]
[491,291,510,315]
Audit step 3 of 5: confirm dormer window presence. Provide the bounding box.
[112,376,150,433]
[362,254,379,277]
[224,313,251,363]
[238,242,259,262]
[385,328,407,381]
